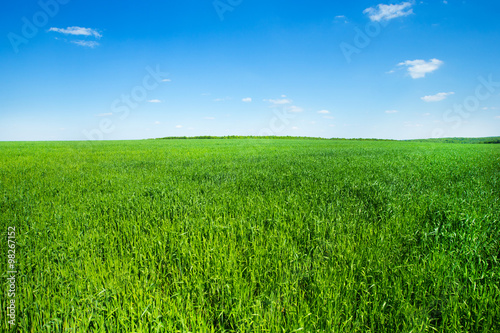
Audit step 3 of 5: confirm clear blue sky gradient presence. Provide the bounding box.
[1,0,499,140]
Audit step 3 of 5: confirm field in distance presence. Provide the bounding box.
[1,138,499,332]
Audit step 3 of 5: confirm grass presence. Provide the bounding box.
[1,138,499,332]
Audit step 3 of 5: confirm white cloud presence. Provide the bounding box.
[97,113,112,117]
[71,40,99,48]
[482,107,498,110]
[335,15,349,23]
[175,125,183,128]
[204,117,215,120]
[265,97,302,112]
[398,58,444,79]
[291,126,299,130]
[323,116,335,119]
[363,2,414,22]
[317,110,330,114]
[495,116,500,119]
[162,79,171,82]
[242,97,252,103]
[49,26,102,38]
[421,92,454,102]
[423,112,431,116]
[155,121,161,125]
[147,99,162,103]
[385,110,399,114]
[268,98,292,105]
[289,105,303,113]
[281,94,287,98]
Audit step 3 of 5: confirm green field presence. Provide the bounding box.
[1,139,499,332]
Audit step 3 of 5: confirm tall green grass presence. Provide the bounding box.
[1,139,499,332]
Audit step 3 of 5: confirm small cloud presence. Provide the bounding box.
[242,97,252,103]
[291,126,299,130]
[323,116,335,119]
[268,98,292,105]
[482,107,498,110]
[443,0,448,4]
[175,125,183,128]
[155,121,161,125]
[423,112,431,116]
[421,92,454,102]
[310,121,316,125]
[363,2,414,22]
[329,124,336,127]
[495,116,500,119]
[317,110,330,114]
[204,117,215,120]
[398,58,444,79]
[97,113,113,117]
[49,26,102,38]
[71,40,99,48]
[335,15,349,23]
[201,93,211,96]
[162,79,171,82]
[289,105,303,113]
[281,94,287,98]
[385,110,399,114]
[147,99,162,103]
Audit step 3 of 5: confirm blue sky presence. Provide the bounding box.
[1,0,499,141]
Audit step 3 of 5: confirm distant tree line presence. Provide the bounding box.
[155,135,395,141]
[406,137,500,144]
